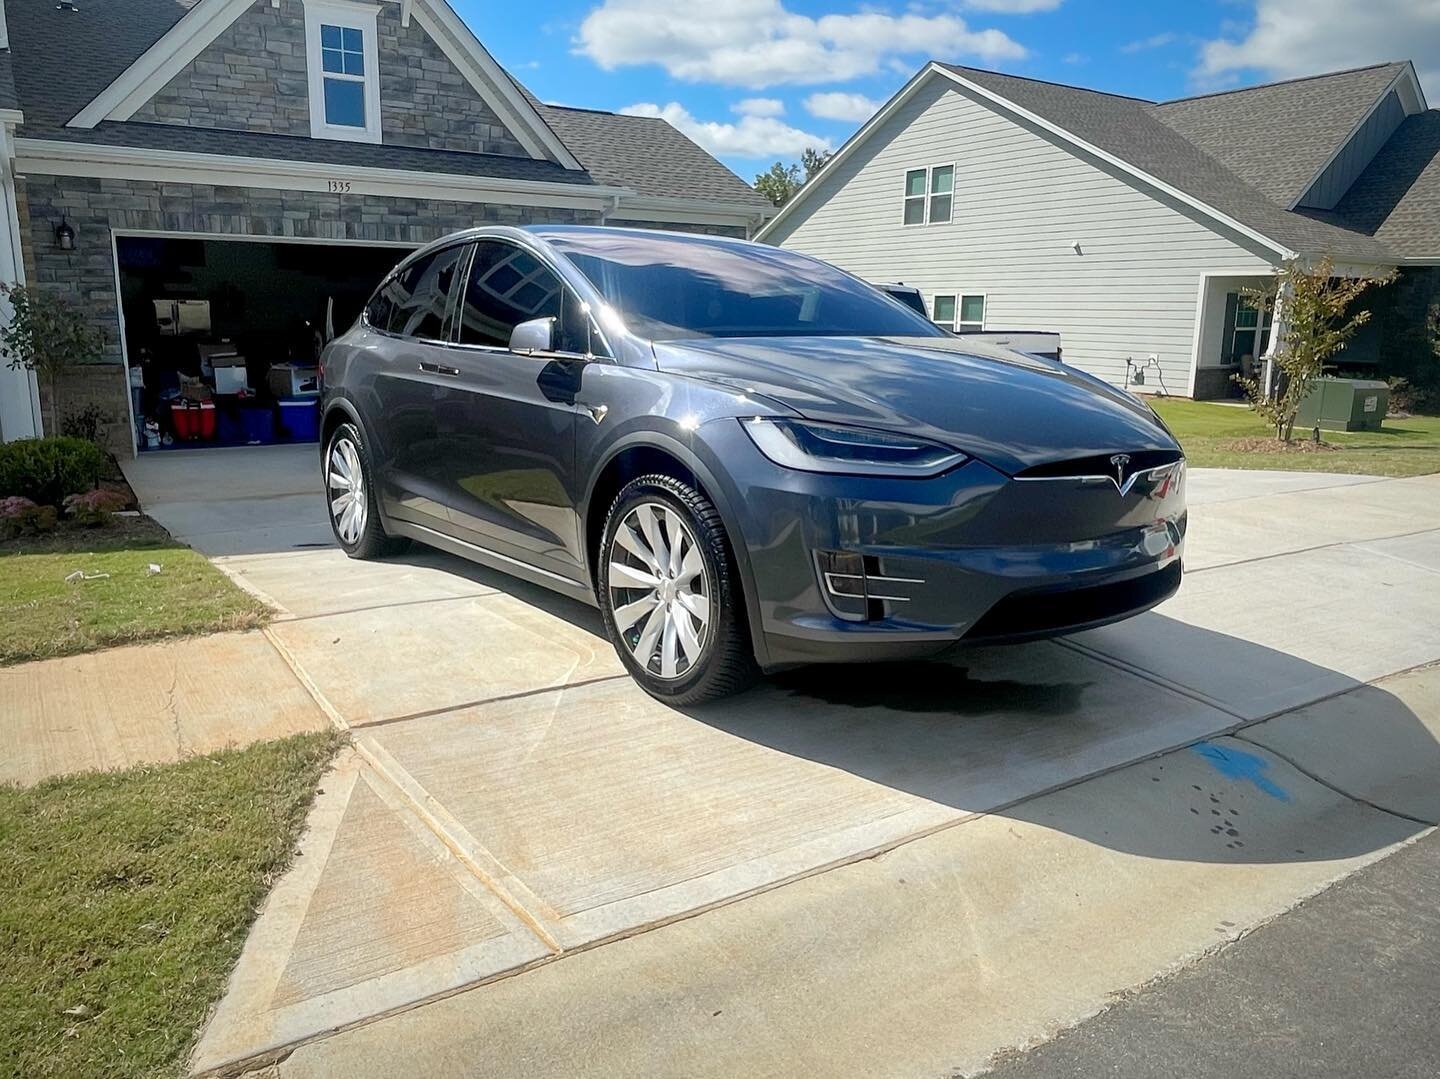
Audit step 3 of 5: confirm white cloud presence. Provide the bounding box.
[804,91,883,122]
[1195,0,1440,95]
[1062,51,1088,64]
[962,0,1064,11]
[621,101,832,158]
[734,97,786,117]
[1120,32,1179,54]
[577,0,1027,88]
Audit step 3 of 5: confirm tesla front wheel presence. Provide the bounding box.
[598,474,758,705]
[324,422,407,559]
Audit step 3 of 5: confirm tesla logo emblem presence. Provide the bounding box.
[1109,453,1134,494]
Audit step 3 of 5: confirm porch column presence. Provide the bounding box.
[0,121,39,441]
[1261,282,1286,399]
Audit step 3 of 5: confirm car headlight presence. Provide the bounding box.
[741,417,967,477]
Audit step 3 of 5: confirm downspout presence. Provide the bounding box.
[599,193,622,225]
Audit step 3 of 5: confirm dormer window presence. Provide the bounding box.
[303,0,381,143]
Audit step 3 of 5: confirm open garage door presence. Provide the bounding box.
[116,235,408,453]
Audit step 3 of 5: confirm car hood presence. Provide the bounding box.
[652,335,1179,476]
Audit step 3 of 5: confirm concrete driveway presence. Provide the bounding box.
[122,449,1440,1075]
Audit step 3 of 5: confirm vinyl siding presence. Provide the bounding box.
[1298,90,1406,211]
[767,77,1279,392]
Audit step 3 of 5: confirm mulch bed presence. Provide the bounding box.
[1217,437,1342,454]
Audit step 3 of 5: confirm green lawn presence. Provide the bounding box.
[1152,399,1440,477]
[0,516,270,666]
[0,731,344,1078]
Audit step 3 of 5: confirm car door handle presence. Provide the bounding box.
[419,361,460,377]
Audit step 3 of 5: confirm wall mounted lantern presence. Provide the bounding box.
[55,219,75,251]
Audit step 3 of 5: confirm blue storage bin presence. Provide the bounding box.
[240,407,275,444]
[279,397,320,442]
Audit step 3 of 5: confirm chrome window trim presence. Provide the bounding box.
[1012,461,1182,495]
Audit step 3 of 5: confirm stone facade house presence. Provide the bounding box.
[0,0,772,450]
[761,61,1440,401]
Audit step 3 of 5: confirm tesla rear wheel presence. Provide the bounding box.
[325,422,407,559]
[599,474,757,705]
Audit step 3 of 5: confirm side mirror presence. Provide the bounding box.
[510,317,555,355]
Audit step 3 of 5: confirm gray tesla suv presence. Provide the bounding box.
[320,226,1186,704]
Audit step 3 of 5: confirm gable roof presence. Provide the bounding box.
[1333,110,1440,259]
[939,65,1394,263]
[534,104,771,209]
[4,0,766,214]
[6,0,193,133]
[1155,62,1411,207]
[761,60,1421,264]
[53,0,581,169]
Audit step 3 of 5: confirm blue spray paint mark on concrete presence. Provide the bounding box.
[1190,741,1291,802]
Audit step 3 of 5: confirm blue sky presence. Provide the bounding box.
[455,0,1439,180]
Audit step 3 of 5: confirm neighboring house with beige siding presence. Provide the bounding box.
[761,61,1440,401]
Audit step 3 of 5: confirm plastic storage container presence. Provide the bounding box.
[239,407,275,445]
[170,400,216,441]
[278,397,320,442]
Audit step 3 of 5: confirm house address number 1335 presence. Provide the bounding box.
[326,179,353,193]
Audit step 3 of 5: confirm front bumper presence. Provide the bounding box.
[696,420,1186,670]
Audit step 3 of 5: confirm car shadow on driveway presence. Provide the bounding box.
[680,617,1439,866]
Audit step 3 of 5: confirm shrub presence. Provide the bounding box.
[0,436,106,507]
[63,487,129,527]
[0,495,58,538]
[61,403,111,443]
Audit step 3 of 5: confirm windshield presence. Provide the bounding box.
[542,230,948,341]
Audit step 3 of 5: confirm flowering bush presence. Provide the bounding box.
[63,488,129,527]
[0,495,59,538]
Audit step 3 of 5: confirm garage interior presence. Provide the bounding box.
[117,236,408,453]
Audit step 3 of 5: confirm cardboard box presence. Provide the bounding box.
[267,363,320,397]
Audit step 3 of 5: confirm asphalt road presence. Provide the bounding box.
[983,828,1440,1079]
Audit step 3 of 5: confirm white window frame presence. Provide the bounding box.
[303,0,382,144]
[901,163,955,226]
[931,292,985,331]
[1226,292,1273,366]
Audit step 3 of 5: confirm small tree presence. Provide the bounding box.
[0,283,105,434]
[754,146,833,207]
[754,161,802,207]
[1232,256,1396,441]
[800,147,832,181]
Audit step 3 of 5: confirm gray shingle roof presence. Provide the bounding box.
[8,0,195,132]
[1155,63,1408,206]
[941,65,1395,263]
[1333,110,1440,258]
[5,0,760,206]
[535,104,770,208]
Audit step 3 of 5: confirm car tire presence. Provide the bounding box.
[598,474,758,705]
[323,421,408,559]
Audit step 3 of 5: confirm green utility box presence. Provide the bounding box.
[1296,378,1388,432]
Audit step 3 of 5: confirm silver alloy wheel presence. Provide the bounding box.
[608,501,712,680]
[326,436,368,545]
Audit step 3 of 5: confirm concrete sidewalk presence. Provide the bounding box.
[0,630,331,786]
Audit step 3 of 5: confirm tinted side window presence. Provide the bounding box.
[458,241,596,354]
[376,245,466,341]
